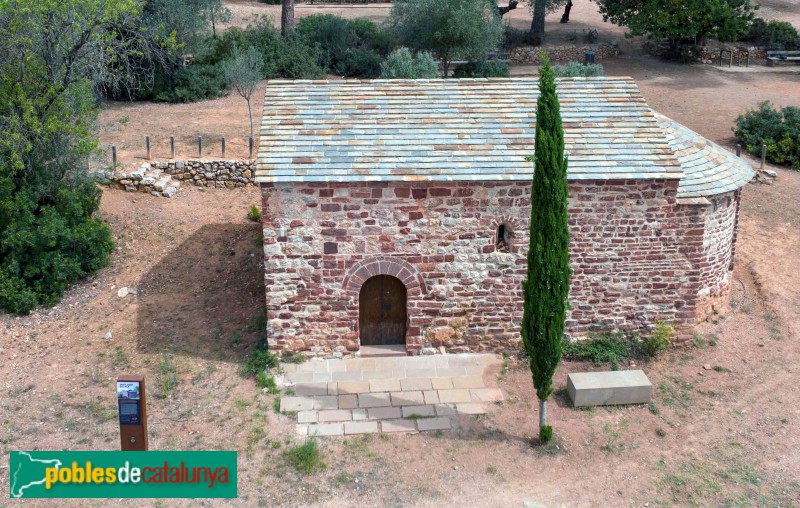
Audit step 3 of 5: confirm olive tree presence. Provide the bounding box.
[222,46,264,140]
[387,0,503,77]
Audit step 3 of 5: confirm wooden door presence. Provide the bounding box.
[359,275,407,346]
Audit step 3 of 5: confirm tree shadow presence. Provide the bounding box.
[135,223,265,363]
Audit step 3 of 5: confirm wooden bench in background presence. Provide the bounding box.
[767,50,800,66]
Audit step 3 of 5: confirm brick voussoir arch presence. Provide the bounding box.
[343,256,427,297]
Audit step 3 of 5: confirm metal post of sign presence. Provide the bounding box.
[146,136,151,160]
[111,145,117,167]
[198,136,203,158]
[117,374,148,451]
[170,136,175,159]
[221,137,226,158]
[736,144,741,157]
[761,144,766,169]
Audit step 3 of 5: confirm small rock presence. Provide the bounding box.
[703,364,712,370]
[104,332,113,340]
[764,169,777,178]
[117,287,129,298]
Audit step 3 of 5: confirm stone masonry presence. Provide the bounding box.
[261,179,740,356]
[110,159,256,196]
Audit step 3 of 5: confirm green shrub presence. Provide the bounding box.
[335,47,383,78]
[296,15,393,78]
[381,48,439,78]
[641,321,673,358]
[561,331,637,369]
[0,179,114,314]
[256,372,280,393]
[247,204,262,222]
[246,21,325,79]
[553,61,605,77]
[743,18,800,50]
[735,101,800,169]
[562,325,672,368]
[501,25,529,50]
[539,424,553,443]
[240,348,279,379]
[284,439,326,474]
[296,14,353,71]
[453,60,510,78]
[349,19,395,57]
[153,63,228,103]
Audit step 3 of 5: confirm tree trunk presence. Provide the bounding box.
[530,0,546,44]
[560,0,572,23]
[281,0,295,36]
[539,398,547,430]
[247,97,254,141]
[442,59,450,78]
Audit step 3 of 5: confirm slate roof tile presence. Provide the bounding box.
[256,78,752,198]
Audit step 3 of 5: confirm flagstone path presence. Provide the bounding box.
[277,354,504,437]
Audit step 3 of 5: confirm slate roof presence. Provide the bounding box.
[655,113,754,198]
[256,78,752,198]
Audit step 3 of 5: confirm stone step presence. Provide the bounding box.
[153,175,172,192]
[281,390,500,414]
[567,370,653,407]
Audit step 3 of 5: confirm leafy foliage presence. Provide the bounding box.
[522,52,570,440]
[561,331,638,369]
[240,347,279,379]
[153,63,228,103]
[452,60,510,78]
[388,0,503,77]
[247,204,262,223]
[0,0,143,314]
[742,18,800,50]
[598,0,757,59]
[296,15,392,78]
[553,61,605,77]
[640,321,673,357]
[222,46,264,139]
[381,48,440,78]
[735,102,800,169]
[561,325,673,369]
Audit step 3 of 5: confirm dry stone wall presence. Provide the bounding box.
[111,160,256,194]
[261,180,741,357]
[509,43,619,64]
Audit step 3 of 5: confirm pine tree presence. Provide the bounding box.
[521,51,571,443]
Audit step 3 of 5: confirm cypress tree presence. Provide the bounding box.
[521,51,571,443]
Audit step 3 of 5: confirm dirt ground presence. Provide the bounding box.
[3,1,800,507]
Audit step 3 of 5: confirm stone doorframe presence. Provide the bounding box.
[342,256,427,354]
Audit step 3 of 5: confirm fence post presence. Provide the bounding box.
[145,136,151,160]
[170,136,175,159]
[221,137,226,158]
[198,136,202,158]
[736,144,741,157]
[761,144,766,169]
[112,145,117,167]
[249,137,254,159]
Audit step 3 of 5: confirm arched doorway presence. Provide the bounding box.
[359,275,407,347]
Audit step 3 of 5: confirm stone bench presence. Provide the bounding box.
[567,370,652,407]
